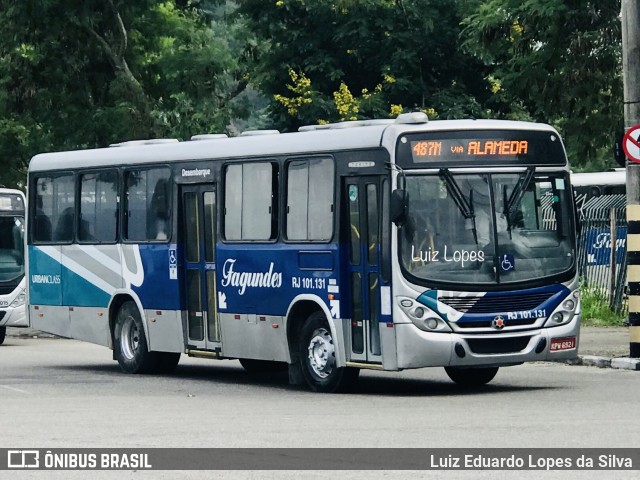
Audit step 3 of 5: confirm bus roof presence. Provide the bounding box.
[29,118,561,173]
[570,169,625,187]
[0,187,25,213]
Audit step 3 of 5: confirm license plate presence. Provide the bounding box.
[550,336,576,351]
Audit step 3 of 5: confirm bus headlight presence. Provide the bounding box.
[10,291,26,308]
[544,290,580,327]
[397,296,452,332]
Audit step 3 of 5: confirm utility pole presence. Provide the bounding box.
[622,0,640,358]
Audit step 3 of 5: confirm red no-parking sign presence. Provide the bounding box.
[622,125,640,163]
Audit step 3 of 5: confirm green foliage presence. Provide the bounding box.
[0,0,251,188]
[462,0,623,169]
[238,0,492,130]
[0,0,629,188]
[580,284,627,327]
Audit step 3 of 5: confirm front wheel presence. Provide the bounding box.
[0,326,6,345]
[113,301,157,374]
[444,366,499,387]
[299,312,359,393]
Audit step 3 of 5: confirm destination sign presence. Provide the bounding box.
[397,130,566,167]
[411,139,529,159]
[0,193,25,212]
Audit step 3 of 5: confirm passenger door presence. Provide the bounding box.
[181,184,220,350]
[344,176,383,363]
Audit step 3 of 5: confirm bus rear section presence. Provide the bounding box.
[0,188,27,345]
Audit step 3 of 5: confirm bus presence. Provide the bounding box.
[571,169,626,199]
[26,112,580,392]
[0,187,27,345]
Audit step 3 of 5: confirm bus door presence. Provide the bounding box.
[181,184,220,350]
[344,176,382,364]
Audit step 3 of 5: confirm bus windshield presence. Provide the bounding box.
[400,171,574,287]
[0,214,25,284]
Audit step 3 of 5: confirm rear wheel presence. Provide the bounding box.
[0,326,6,345]
[239,358,287,373]
[299,311,359,393]
[113,301,157,374]
[445,366,499,387]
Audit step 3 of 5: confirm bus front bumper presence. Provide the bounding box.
[0,306,28,328]
[394,316,580,370]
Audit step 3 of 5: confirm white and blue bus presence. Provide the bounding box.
[26,113,580,392]
[0,187,27,345]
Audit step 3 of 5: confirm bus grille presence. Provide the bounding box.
[438,292,553,314]
[466,336,531,354]
[456,318,538,329]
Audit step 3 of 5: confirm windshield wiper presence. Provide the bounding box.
[439,169,474,219]
[439,169,478,243]
[504,166,535,219]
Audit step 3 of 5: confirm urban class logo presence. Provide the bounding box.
[221,258,283,295]
[31,274,61,284]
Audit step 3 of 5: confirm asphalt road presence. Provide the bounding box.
[1,336,639,480]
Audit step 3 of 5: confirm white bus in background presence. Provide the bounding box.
[571,169,626,199]
[0,188,27,345]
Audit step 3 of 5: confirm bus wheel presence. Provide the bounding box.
[114,301,157,374]
[239,358,287,373]
[444,366,499,387]
[299,311,359,393]
[0,326,6,345]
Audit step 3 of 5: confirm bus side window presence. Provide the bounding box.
[150,178,169,240]
[34,211,52,241]
[33,183,52,242]
[224,161,278,241]
[53,207,74,242]
[286,157,334,241]
[124,168,171,242]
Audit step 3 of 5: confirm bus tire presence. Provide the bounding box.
[444,366,499,387]
[155,352,181,374]
[299,311,359,393]
[239,358,287,373]
[113,301,157,374]
[0,326,5,345]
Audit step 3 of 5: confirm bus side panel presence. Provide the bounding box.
[216,244,339,361]
[144,309,184,353]
[61,245,121,307]
[28,245,70,337]
[62,245,123,346]
[131,244,182,311]
[219,313,288,361]
[133,245,183,353]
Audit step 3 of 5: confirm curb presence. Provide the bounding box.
[566,355,640,371]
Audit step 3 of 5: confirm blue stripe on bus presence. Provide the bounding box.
[417,284,571,323]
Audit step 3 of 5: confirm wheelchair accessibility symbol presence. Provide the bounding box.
[169,248,178,279]
[500,253,515,272]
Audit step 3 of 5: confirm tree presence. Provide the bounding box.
[461,0,623,169]
[238,0,494,130]
[0,0,250,188]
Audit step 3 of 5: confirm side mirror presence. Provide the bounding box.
[391,189,409,226]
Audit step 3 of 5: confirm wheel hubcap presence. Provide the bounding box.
[120,316,139,360]
[307,328,335,378]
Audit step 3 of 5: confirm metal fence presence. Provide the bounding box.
[575,193,628,313]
